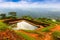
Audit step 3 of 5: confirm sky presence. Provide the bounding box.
[0,0,60,9]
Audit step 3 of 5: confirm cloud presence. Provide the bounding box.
[0,0,60,3]
[21,0,60,3]
[0,0,60,11]
[0,1,60,9]
[0,0,60,2]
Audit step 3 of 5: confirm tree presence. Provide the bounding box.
[0,14,6,19]
[6,16,16,19]
[22,16,32,20]
[8,12,17,19]
[9,12,16,16]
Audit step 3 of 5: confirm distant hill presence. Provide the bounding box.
[0,8,60,19]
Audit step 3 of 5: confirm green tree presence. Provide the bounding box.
[9,12,16,16]
[22,16,32,20]
[8,12,17,19]
[0,14,6,19]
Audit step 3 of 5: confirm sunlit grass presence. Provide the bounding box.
[52,31,60,40]
[15,31,36,40]
[0,22,9,31]
[40,25,55,32]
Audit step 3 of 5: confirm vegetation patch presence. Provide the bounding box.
[52,31,60,40]
[16,31,35,40]
[0,22,9,31]
[21,30,44,38]
[40,25,55,32]
[23,30,38,34]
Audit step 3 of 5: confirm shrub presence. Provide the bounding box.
[52,31,60,40]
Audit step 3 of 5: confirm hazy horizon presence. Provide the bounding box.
[0,0,60,19]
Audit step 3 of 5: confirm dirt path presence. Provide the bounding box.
[51,25,60,31]
[41,25,60,40]
[17,25,60,40]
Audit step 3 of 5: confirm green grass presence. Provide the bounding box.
[15,31,35,40]
[22,30,44,38]
[23,30,42,34]
[52,31,60,40]
[40,25,55,32]
[23,30,38,34]
[0,22,9,31]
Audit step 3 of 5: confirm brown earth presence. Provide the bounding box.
[18,25,60,40]
[41,25,60,40]
[0,25,60,40]
[0,29,24,40]
[51,25,60,31]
